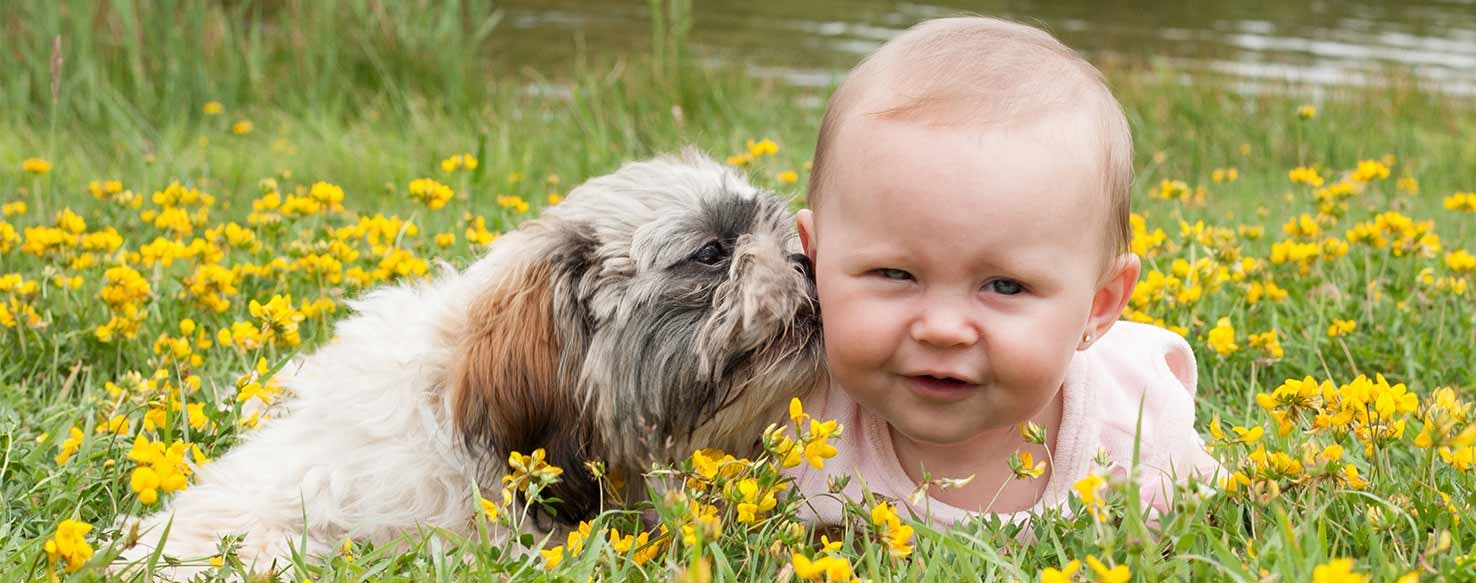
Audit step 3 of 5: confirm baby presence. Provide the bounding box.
[788,16,1221,525]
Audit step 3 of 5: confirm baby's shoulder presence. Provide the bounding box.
[1089,321,1198,399]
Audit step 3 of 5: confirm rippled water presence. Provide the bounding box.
[491,0,1476,94]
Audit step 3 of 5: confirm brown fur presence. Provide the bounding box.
[448,257,599,523]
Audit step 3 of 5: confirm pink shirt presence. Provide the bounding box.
[786,321,1222,526]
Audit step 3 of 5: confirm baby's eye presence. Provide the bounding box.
[988,279,1025,295]
[874,268,913,281]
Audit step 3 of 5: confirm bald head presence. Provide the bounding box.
[807,17,1134,262]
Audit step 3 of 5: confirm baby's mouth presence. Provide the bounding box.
[905,374,980,400]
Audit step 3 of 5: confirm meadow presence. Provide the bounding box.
[2,1,1475,581]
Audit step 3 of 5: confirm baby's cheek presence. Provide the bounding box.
[996,327,1077,397]
[819,296,892,378]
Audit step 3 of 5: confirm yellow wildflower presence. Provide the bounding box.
[1073,473,1106,520]
[1312,558,1369,583]
[1206,317,1238,356]
[503,448,564,492]
[1289,166,1324,187]
[203,101,224,115]
[1011,450,1046,479]
[22,158,52,174]
[43,519,94,573]
[871,501,914,559]
[792,552,855,582]
[1447,249,1476,272]
[1351,160,1390,183]
[1086,555,1131,583]
[54,426,84,464]
[408,178,455,210]
[1041,560,1082,583]
[1248,330,1284,360]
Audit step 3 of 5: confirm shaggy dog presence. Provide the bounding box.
[116,150,823,577]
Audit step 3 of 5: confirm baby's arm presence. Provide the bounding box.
[1132,324,1223,514]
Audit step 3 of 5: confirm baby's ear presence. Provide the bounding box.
[1082,253,1141,348]
[797,209,816,260]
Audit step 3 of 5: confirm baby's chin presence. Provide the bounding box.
[882,402,1025,448]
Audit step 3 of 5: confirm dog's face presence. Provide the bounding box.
[447,151,823,523]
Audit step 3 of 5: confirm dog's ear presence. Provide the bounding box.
[449,226,600,524]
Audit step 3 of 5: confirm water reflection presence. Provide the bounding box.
[492,0,1476,94]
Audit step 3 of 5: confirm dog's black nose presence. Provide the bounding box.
[789,253,814,281]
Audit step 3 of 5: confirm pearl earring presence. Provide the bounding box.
[1082,332,1093,345]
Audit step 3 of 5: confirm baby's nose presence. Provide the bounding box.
[910,304,979,347]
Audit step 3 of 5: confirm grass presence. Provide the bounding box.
[3,1,1476,581]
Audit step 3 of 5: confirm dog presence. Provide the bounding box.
[115,150,824,577]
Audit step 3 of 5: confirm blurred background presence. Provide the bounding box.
[2,0,1473,202]
[496,0,1476,93]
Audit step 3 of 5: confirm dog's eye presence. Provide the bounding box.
[691,240,727,266]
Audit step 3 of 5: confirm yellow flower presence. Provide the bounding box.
[1073,473,1107,520]
[747,138,779,157]
[870,501,914,559]
[22,158,53,175]
[540,545,564,570]
[777,170,799,184]
[1152,179,1190,200]
[1207,317,1238,356]
[43,519,94,573]
[1319,443,1344,464]
[1020,421,1048,445]
[479,496,500,522]
[690,447,740,484]
[1233,424,1265,445]
[1297,104,1317,119]
[497,194,530,214]
[127,434,194,504]
[1444,192,1476,212]
[792,552,855,582]
[803,419,842,469]
[1289,166,1324,187]
[503,448,564,491]
[440,153,478,172]
[731,478,778,524]
[248,294,306,346]
[607,527,663,565]
[1447,250,1476,272]
[1350,160,1390,183]
[231,119,253,135]
[1340,464,1370,489]
[1041,560,1082,583]
[1248,330,1283,360]
[54,426,84,464]
[203,101,224,115]
[1328,319,1357,337]
[1011,450,1046,479]
[1312,558,1369,583]
[409,178,455,210]
[1086,555,1131,583]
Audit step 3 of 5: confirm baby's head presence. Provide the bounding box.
[798,17,1140,446]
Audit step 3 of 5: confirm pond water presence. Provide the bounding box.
[491,0,1476,94]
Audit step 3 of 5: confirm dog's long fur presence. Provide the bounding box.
[116,151,823,577]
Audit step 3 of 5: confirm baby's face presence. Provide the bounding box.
[801,113,1116,446]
